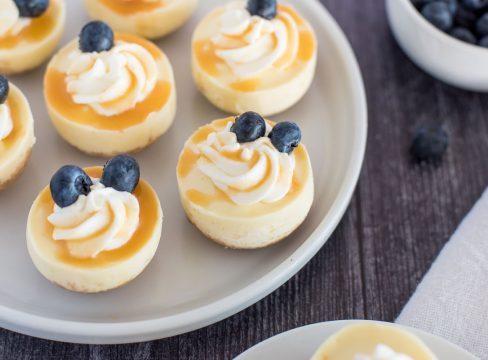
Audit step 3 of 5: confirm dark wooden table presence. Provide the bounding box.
[2,0,488,358]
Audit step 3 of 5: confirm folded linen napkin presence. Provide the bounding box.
[396,188,488,359]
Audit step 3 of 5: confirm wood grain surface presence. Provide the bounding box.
[2,0,488,358]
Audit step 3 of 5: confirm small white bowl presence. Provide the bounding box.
[386,0,488,92]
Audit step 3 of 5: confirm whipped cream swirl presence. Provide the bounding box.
[0,0,32,38]
[211,0,299,78]
[66,41,158,116]
[0,103,13,141]
[196,122,295,205]
[48,180,140,259]
[355,344,413,360]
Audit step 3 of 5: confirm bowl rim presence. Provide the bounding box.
[394,0,488,54]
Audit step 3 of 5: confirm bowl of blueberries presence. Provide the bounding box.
[386,0,488,91]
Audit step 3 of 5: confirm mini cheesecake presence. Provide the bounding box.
[0,76,35,189]
[312,323,438,360]
[84,0,198,39]
[192,0,317,116]
[0,0,65,74]
[44,21,176,156]
[176,112,314,249]
[27,156,163,293]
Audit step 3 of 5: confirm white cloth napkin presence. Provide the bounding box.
[396,188,488,359]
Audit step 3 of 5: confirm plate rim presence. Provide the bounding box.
[0,0,368,344]
[234,320,479,360]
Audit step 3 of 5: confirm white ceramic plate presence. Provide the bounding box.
[0,0,367,344]
[235,320,478,360]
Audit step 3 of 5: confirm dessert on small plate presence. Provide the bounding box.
[176,111,314,249]
[27,155,163,293]
[0,75,35,189]
[83,0,199,40]
[192,0,317,116]
[44,21,177,156]
[0,0,66,74]
[312,323,438,360]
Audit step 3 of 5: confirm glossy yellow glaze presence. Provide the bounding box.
[36,167,160,268]
[98,0,164,15]
[0,95,24,152]
[0,0,60,49]
[44,33,171,130]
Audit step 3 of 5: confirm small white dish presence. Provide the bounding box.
[235,320,478,360]
[0,0,366,343]
[386,0,488,92]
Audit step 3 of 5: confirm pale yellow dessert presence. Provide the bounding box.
[84,0,199,39]
[192,1,317,116]
[0,0,65,74]
[312,323,438,360]
[176,116,314,249]
[27,166,163,293]
[0,81,35,189]
[44,31,177,156]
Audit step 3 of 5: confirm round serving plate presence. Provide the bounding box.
[0,0,367,343]
[235,320,478,360]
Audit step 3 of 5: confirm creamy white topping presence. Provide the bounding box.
[120,0,160,2]
[0,0,32,38]
[355,344,413,360]
[66,41,158,116]
[211,0,299,78]
[196,122,295,205]
[48,180,140,259]
[0,103,13,141]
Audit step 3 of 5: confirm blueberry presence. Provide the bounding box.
[231,111,266,143]
[460,0,488,10]
[0,76,9,105]
[79,21,114,53]
[247,0,277,20]
[454,5,478,28]
[476,13,488,35]
[479,34,488,46]
[449,26,477,43]
[413,0,457,13]
[50,166,93,208]
[421,2,454,31]
[411,126,449,163]
[101,155,140,193]
[268,122,301,154]
[14,0,49,18]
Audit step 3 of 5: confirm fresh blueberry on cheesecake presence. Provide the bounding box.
[269,122,302,154]
[101,155,140,193]
[50,165,93,207]
[0,76,9,105]
[14,0,49,17]
[247,0,277,20]
[79,21,114,53]
[231,111,267,143]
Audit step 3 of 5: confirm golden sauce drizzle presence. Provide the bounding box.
[177,147,199,178]
[0,1,60,49]
[36,167,160,268]
[278,4,305,26]
[117,32,163,59]
[298,31,316,61]
[193,39,222,76]
[98,0,164,15]
[230,78,261,92]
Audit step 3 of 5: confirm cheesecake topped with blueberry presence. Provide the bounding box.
[83,0,199,39]
[192,0,317,116]
[312,323,438,360]
[0,0,65,74]
[44,21,176,156]
[27,155,163,293]
[0,75,35,189]
[176,111,314,249]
